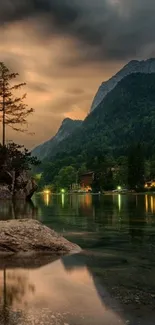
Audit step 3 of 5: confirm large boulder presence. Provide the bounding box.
[0,185,12,199]
[0,170,37,200]
[0,219,81,255]
[14,171,38,200]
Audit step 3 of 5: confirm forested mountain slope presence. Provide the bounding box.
[90,58,155,112]
[48,73,155,159]
[32,118,82,160]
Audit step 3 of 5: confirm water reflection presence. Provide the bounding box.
[145,195,155,214]
[0,255,125,325]
[61,193,65,208]
[44,192,50,206]
[145,195,148,213]
[128,196,146,243]
[35,193,155,249]
[0,200,38,220]
[0,268,36,325]
[118,194,122,212]
[0,194,155,324]
[1,269,35,307]
[1,194,155,250]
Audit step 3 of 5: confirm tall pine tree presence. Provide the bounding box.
[0,62,34,146]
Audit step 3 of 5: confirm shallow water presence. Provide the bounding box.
[0,255,125,325]
[0,193,155,325]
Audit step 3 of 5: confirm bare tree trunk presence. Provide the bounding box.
[2,107,5,147]
[3,269,6,307]
[2,79,5,147]
[3,268,8,325]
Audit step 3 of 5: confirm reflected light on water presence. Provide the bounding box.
[79,194,92,209]
[145,195,155,214]
[43,193,50,206]
[151,196,154,214]
[85,194,92,207]
[118,194,122,212]
[61,193,65,207]
[145,195,148,213]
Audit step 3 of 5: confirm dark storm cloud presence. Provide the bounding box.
[0,0,155,62]
[0,0,79,25]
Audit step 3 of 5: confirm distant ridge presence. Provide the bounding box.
[32,118,82,160]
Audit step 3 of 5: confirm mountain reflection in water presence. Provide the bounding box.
[0,255,125,325]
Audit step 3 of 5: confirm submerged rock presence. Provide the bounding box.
[0,219,81,255]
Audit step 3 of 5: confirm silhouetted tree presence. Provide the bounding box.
[0,142,40,174]
[0,62,34,146]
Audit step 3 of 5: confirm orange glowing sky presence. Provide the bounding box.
[0,0,155,149]
[0,21,123,149]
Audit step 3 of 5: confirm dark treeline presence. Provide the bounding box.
[34,142,155,192]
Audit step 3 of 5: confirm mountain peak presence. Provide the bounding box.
[32,118,82,160]
[61,117,82,127]
[90,58,155,112]
[62,118,73,124]
[127,59,139,66]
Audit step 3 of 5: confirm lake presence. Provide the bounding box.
[0,193,155,325]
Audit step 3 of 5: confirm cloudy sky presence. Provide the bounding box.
[0,0,155,149]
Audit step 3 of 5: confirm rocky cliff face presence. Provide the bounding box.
[32,118,82,160]
[90,58,155,112]
[0,170,37,200]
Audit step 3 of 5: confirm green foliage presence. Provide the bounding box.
[0,142,40,174]
[102,169,114,191]
[128,143,145,190]
[113,156,128,187]
[91,173,102,193]
[145,159,155,180]
[54,166,77,190]
[78,163,87,177]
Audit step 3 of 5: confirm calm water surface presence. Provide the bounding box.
[0,193,155,325]
[34,193,155,249]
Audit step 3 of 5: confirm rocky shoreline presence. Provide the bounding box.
[0,219,81,255]
[0,170,37,200]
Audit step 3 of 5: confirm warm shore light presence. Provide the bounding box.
[43,190,51,195]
